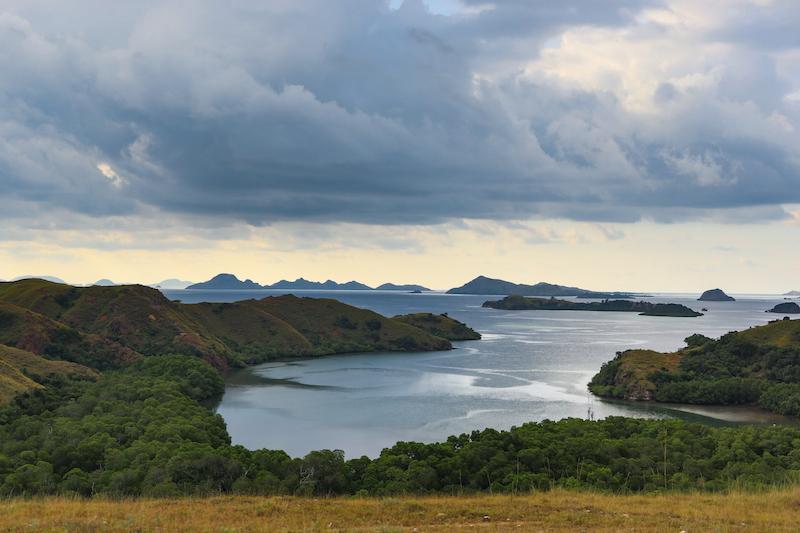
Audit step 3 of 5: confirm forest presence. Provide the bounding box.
[3,354,800,497]
[590,319,800,415]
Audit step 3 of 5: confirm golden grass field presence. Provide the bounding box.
[2,489,800,532]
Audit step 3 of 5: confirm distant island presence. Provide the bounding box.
[785,290,800,297]
[151,278,195,290]
[767,302,800,314]
[446,275,639,298]
[589,318,800,417]
[186,273,430,291]
[698,288,735,301]
[482,295,702,317]
[376,283,431,291]
[93,279,116,286]
[186,273,263,290]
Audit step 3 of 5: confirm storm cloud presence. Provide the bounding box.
[1,0,799,226]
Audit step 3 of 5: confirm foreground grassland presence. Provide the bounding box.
[3,490,800,532]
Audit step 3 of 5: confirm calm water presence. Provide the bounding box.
[165,289,794,457]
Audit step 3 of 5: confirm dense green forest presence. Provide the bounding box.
[3,354,800,497]
[590,318,800,416]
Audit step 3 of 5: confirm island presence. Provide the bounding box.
[376,283,431,291]
[446,275,639,298]
[187,273,263,290]
[767,302,800,314]
[698,288,735,301]
[186,273,431,291]
[785,290,800,297]
[589,317,800,416]
[481,295,703,317]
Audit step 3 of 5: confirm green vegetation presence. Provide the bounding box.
[0,344,98,404]
[4,357,800,498]
[482,295,702,317]
[0,279,461,376]
[393,313,481,340]
[590,318,800,415]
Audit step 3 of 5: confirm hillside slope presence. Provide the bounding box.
[0,279,465,374]
[393,312,481,340]
[0,344,98,404]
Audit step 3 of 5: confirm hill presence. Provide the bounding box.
[447,276,635,297]
[93,279,116,286]
[376,282,430,291]
[698,288,735,301]
[0,344,98,404]
[0,279,464,375]
[11,275,66,284]
[784,290,800,296]
[589,318,800,414]
[393,313,481,340]
[152,279,195,290]
[2,490,798,531]
[186,274,263,290]
[482,296,702,317]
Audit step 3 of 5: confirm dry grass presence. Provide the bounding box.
[2,489,800,532]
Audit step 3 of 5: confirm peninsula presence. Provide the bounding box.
[482,295,702,317]
[0,278,478,391]
[589,317,800,416]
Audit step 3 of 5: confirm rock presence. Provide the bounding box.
[767,302,800,314]
[698,288,735,301]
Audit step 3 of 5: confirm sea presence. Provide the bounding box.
[164,289,794,458]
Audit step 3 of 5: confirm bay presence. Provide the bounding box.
[165,289,792,457]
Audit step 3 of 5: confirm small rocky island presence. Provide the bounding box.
[698,288,735,301]
[482,295,703,317]
[767,302,800,314]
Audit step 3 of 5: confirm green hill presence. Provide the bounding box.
[0,344,98,404]
[0,279,466,384]
[393,312,481,340]
[589,318,800,415]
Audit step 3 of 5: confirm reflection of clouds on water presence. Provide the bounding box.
[409,371,585,403]
[417,409,510,432]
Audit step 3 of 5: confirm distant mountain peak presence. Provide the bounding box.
[186,274,263,290]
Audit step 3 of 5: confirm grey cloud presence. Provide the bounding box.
[0,0,798,229]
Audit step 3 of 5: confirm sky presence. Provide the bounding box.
[0,0,798,292]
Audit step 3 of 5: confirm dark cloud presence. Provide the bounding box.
[0,0,798,227]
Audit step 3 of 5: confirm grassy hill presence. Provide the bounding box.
[0,279,468,400]
[0,344,98,404]
[2,490,798,531]
[393,312,481,340]
[590,318,800,413]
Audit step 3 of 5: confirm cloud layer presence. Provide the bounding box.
[1,0,799,227]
